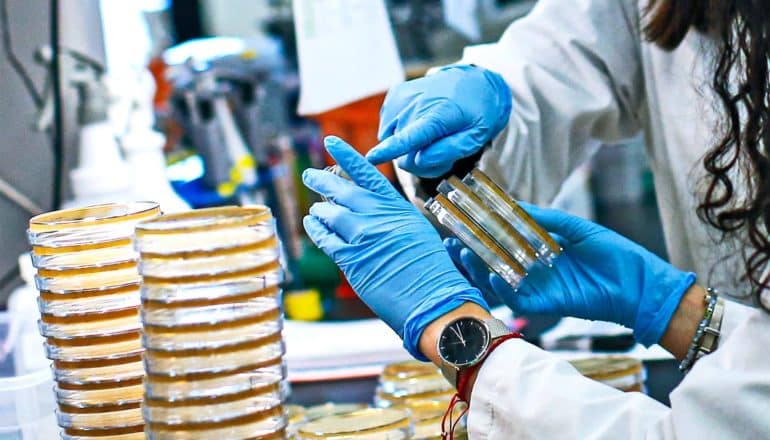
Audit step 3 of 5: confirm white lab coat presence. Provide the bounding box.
[460,0,748,296]
[469,300,769,439]
[455,0,770,437]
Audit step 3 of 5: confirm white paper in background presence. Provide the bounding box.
[294,0,405,115]
[443,0,481,42]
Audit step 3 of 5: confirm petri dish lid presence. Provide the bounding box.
[28,202,160,247]
[298,408,410,439]
[381,361,442,382]
[304,403,369,422]
[141,265,282,303]
[569,356,643,381]
[134,206,274,254]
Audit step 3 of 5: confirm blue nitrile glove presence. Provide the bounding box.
[302,136,489,359]
[367,65,512,178]
[445,203,696,347]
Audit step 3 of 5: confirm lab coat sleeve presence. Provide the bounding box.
[461,0,645,203]
[469,303,770,439]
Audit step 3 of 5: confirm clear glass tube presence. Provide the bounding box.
[462,169,561,266]
[438,177,539,271]
[425,195,525,288]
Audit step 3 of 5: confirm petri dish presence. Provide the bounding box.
[425,194,526,287]
[134,206,275,255]
[28,202,161,248]
[462,169,561,265]
[34,264,141,294]
[375,388,454,409]
[44,333,143,362]
[142,305,282,351]
[143,383,282,425]
[145,369,283,401]
[55,381,144,408]
[378,361,452,396]
[141,266,282,304]
[287,404,308,438]
[438,177,538,270]
[138,240,280,280]
[297,408,412,440]
[397,400,445,440]
[53,356,144,387]
[57,402,144,431]
[38,308,140,339]
[31,242,137,271]
[569,356,645,392]
[304,403,368,422]
[145,405,286,440]
[38,285,141,317]
[143,337,285,377]
[62,431,146,440]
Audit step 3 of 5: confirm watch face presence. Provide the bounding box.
[438,318,490,367]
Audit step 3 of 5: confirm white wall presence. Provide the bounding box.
[200,0,271,37]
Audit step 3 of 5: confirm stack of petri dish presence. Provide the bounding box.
[425,169,562,289]
[374,361,453,408]
[297,408,412,440]
[133,206,287,439]
[27,202,161,439]
[569,356,646,393]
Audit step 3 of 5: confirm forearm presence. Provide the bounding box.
[658,284,707,360]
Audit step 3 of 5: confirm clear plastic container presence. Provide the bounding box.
[138,243,279,279]
[425,194,526,287]
[0,313,58,439]
[462,169,561,265]
[297,408,412,440]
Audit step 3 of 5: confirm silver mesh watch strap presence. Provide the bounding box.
[439,318,511,389]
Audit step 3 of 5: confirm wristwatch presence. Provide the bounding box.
[437,317,511,388]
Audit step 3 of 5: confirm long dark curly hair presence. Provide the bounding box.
[645,0,770,310]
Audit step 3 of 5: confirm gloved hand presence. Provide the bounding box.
[367,65,512,178]
[302,136,488,359]
[446,203,696,347]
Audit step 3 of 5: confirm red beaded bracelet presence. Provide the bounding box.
[441,333,521,439]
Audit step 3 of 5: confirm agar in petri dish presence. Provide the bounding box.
[462,169,561,265]
[425,194,526,288]
[438,176,539,270]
